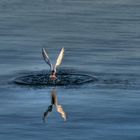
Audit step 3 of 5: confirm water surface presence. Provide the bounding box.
[0,0,140,140]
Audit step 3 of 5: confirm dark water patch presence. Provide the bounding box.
[12,69,140,90]
[14,69,96,86]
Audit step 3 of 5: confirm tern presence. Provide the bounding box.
[42,48,64,81]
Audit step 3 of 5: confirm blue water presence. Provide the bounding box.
[0,0,140,139]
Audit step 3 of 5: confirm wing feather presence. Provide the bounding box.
[54,48,64,70]
[42,48,53,70]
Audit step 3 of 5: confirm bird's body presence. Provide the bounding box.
[49,70,57,80]
[42,48,64,81]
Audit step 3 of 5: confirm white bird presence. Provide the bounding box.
[42,48,64,80]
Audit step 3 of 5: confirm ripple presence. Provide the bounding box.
[14,69,96,86]
[13,69,140,89]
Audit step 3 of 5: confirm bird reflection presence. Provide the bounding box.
[43,88,67,122]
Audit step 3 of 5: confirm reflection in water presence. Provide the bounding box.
[43,88,67,122]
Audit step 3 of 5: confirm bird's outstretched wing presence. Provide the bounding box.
[42,48,53,70]
[54,48,64,71]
